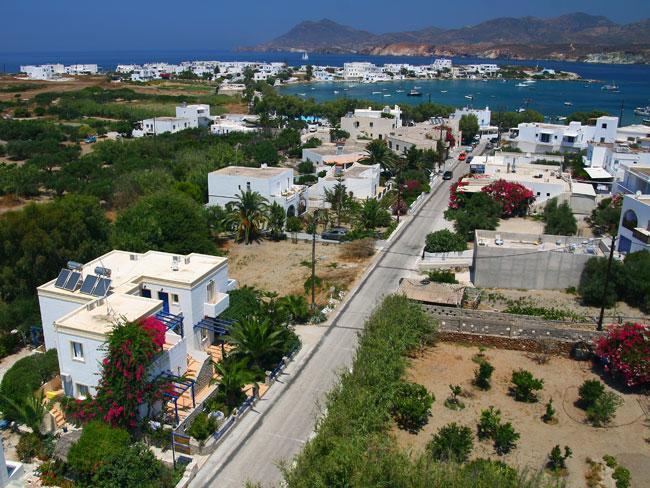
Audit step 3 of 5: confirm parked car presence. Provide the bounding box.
[442,171,453,180]
[466,156,474,163]
[458,152,467,161]
[321,227,348,241]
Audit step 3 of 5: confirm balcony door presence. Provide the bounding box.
[207,280,216,304]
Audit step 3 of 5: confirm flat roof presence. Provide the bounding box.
[584,167,614,179]
[571,182,597,197]
[39,250,227,298]
[211,165,291,178]
[56,294,162,338]
[475,230,604,256]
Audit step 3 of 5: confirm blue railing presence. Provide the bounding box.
[155,311,185,337]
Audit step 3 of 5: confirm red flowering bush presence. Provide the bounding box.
[65,318,171,430]
[405,179,422,193]
[595,323,650,387]
[481,179,535,217]
[448,180,469,209]
[445,128,456,147]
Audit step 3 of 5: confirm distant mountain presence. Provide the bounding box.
[244,13,650,63]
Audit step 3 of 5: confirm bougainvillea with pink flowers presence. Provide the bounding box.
[595,323,650,387]
[65,317,171,430]
[480,179,536,217]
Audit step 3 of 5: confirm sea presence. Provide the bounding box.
[1,49,649,125]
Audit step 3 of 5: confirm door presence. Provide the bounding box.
[158,291,170,313]
[141,289,152,298]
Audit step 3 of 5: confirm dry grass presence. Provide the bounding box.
[394,342,649,488]
[340,238,376,260]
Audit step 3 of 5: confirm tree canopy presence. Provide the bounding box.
[543,198,577,236]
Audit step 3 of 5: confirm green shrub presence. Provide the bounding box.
[285,216,303,232]
[493,422,520,455]
[510,369,543,402]
[543,198,577,236]
[547,445,572,472]
[473,361,494,390]
[602,454,617,468]
[578,379,605,409]
[477,406,501,440]
[91,442,174,488]
[188,411,219,443]
[68,421,131,480]
[612,466,631,488]
[444,384,465,410]
[578,257,623,308]
[0,349,59,421]
[296,174,317,185]
[391,381,434,433]
[427,423,474,462]
[424,230,468,253]
[426,269,458,284]
[586,391,622,426]
[543,398,556,423]
[16,432,44,462]
[297,161,314,174]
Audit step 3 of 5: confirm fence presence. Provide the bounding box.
[423,304,603,343]
[420,249,474,268]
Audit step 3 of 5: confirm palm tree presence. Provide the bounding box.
[211,358,258,409]
[276,294,310,324]
[357,198,390,231]
[360,139,396,174]
[1,392,46,435]
[225,190,269,244]
[223,317,285,371]
[267,202,286,241]
[324,180,353,227]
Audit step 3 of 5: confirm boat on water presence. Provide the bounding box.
[643,119,650,126]
[634,106,650,117]
[516,107,526,113]
[407,89,422,97]
[602,84,619,91]
[301,52,309,61]
[333,90,339,94]
[440,90,448,93]
[557,116,567,121]
[384,94,391,97]
[564,101,573,106]
[414,86,421,89]
[298,93,306,96]
[396,89,404,93]
[372,91,382,95]
[516,83,528,87]
[464,95,473,100]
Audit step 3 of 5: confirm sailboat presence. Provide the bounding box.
[301,51,309,61]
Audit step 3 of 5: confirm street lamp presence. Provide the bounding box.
[597,233,617,331]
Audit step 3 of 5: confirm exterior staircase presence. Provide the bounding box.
[50,405,66,429]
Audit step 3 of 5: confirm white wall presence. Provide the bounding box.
[38,294,88,350]
[55,330,105,397]
[208,169,294,208]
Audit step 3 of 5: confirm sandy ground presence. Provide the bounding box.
[224,239,374,302]
[394,342,649,488]
[479,288,649,322]
[497,217,545,234]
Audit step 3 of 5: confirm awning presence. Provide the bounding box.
[572,182,597,197]
[584,167,614,180]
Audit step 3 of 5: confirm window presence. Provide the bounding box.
[207,280,216,303]
[602,123,607,129]
[622,209,638,230]
[369,122,374,128]
[76,384,89,399]
[600,137,605,143]
[171,293,179,304]
[71,342,84,361]
[246,182,251,191]
[540,133,551,143]
[546,193,551,197]
[536,192,541,196]
[200,328,209,342]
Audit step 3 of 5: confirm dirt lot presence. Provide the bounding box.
[479,288,649,322]
[496,216,594,238]
[223,239,374,302]
[394,342,649,487]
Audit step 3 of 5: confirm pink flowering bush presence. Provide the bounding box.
[65,318,171,430]
[595,323,650,387]
[481,179,535,217]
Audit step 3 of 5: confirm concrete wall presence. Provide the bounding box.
[472,231,599,290]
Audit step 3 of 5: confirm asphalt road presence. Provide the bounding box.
[190,147,475,488]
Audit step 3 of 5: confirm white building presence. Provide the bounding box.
[64,64,98,75]
[176,103,211,127]
[585,142,650,181]
[19,64,60,80]
[37,250,236,399]
[616,167,650,195]
[208,165,306,216]
[616,124,650,144]
[432,58,453,71]
[449,106,492,129]
[340,105,402,141]
[210,114,259,135]
[306,163,381,208]
[509,116,619,153]
[343,62,380,80]
[617,194,650,254]
[465,152,596,213]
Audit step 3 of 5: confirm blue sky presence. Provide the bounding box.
[2,0,649,52]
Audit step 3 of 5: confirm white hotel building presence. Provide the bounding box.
[37,250,236,400]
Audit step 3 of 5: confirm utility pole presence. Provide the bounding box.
[597,233,617,331]
[311,214,317,312]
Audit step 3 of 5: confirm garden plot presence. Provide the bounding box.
[394,342,648,488]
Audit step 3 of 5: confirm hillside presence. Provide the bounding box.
[245,13,650,63]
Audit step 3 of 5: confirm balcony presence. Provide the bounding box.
[204,292,229,318]
[632,227,650,244]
